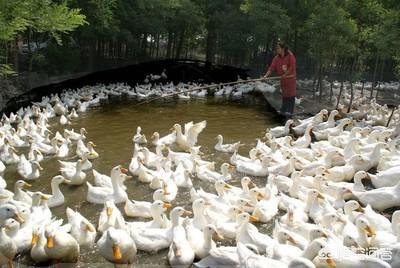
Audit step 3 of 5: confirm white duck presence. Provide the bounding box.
[0,224,17,268]
[97,227,136,265]
[126,200,171,230]
[250,187,279,223]
[64,128,87,141]
[66,208,96,246]
[313,118,352,141]
[44,226,80,263]
[353,179,400,211]
[292,125,313,148]
[235,155,272,177]
[56,138,70,158]
[98,201,126,233]
[236,242,287,268]
[173,120,207,151]
[151,131,176,146]
[366,166,400,188]
[31,226,49,263]
[60,159,86,185]
[168,217,195,268]
[316,109,339,130]
[186,223,222,259]
[293,109,327,136]
[13,180,32,205]
[197,162,234,182]
[130,207,191,253]
[124,189,169,218]
[132,126,147,144]
[86,165,129,204]
[214,134,241,153]
[268,119,294,138]
[236,213,271,254]
[47,175,70,208]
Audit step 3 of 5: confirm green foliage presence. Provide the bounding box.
[0,0,399,81]
[0,64,17,76]
[0,0,86,77]
[304,0,357,65]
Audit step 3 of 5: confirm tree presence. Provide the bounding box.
[0,0,86,77]
[303,0,357,97]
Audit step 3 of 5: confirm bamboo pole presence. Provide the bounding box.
[138,75,293,105]
[386,106,396,127]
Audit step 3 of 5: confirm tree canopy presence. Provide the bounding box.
[0,0,399,83]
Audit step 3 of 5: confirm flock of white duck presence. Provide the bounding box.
[1,79,400,268]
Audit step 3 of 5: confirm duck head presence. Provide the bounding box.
[51,175,71,186]
[236,212,259,225]
[356,217,376,236]
[0,204,24,224]
[106,228,123,261]
[204,224,224,241]
[14,180,32,190]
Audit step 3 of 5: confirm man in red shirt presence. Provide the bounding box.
[264,41,297,117]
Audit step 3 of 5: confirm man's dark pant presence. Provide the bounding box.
[280,96,295,116]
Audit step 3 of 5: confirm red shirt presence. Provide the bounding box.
[268,50,297,97]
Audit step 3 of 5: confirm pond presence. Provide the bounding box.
[5,94,279,267]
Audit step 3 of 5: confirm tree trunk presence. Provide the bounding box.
[312,73,317,99]
[346,58,356,113]
[328,58,334,103]
[12,37,19,74]
[347,81,354,113]
[318,54,323,99]
[375,81,381,100]
[155,34,160,58]
[361,81,365,97]
[141,34,148,59]
[205,19,217,63]
[166,31,173,58]
[88,41,95,72]
[175,29,185,59]
[371,52,379,99]
[336,80,344,110]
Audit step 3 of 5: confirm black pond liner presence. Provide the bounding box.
[3,59,281,119]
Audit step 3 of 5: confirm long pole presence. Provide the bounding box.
[138,75,292,105]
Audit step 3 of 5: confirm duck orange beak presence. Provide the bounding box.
[257,192,266,200]
[112,244,122,260]
[287,236,298,246]
[212,231,224,241]
[31,233,39,245]
[120,167,128,173]
[163,202,172,209]
[224,183,232,189]
[365,225,376,236]
[106,207,113,217]
[183,210,193,216]
[24,182,32,188]
[86,224,95,232]
[344,189,352,194]
[14,213,25,224]
[326,257,336,267]
[46,235,54,248]
[355,206,364,212]
[249,215,260,222]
